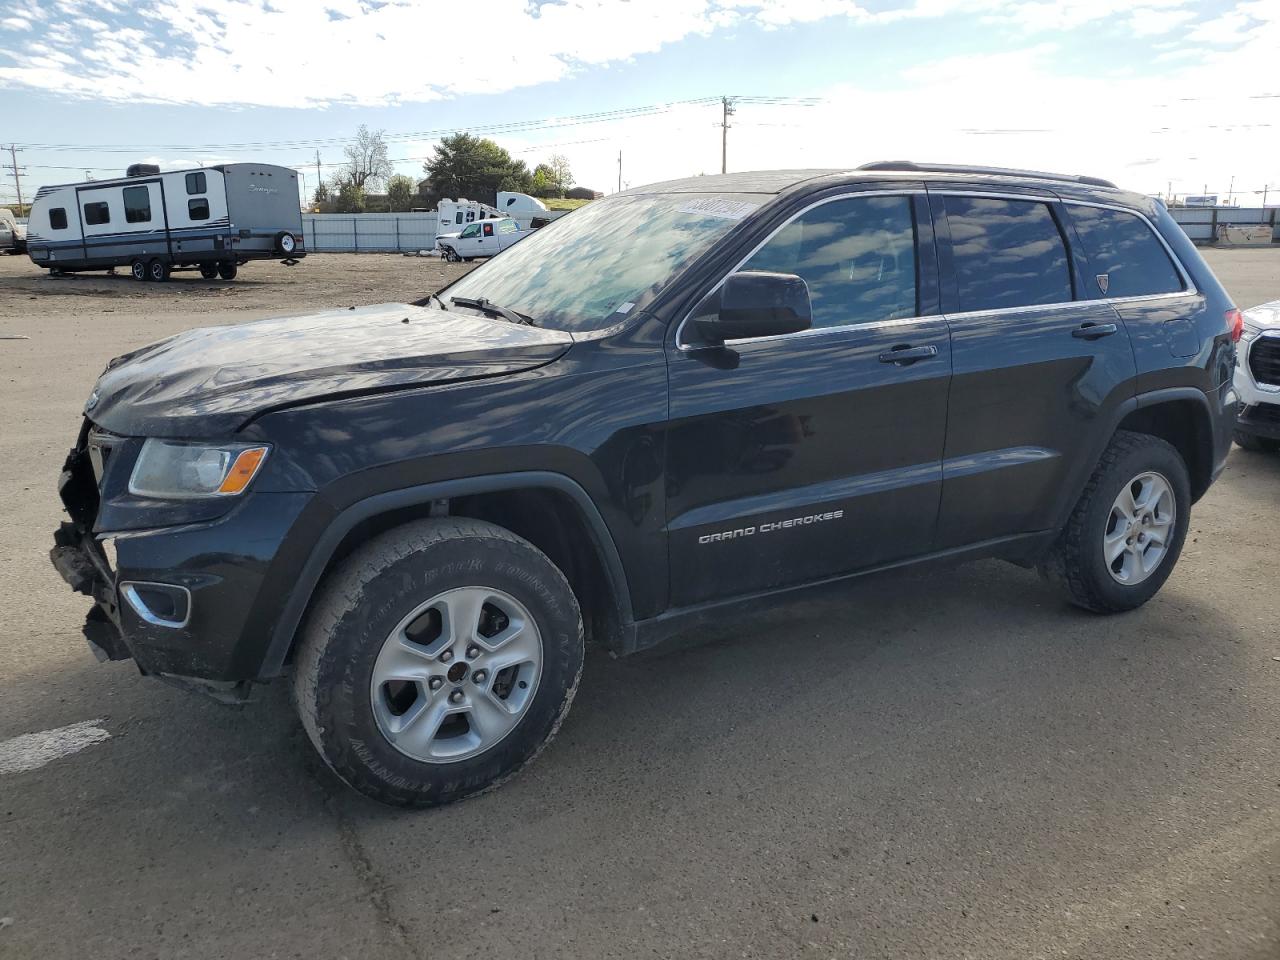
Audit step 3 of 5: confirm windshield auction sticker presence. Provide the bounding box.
[676,198,760,220]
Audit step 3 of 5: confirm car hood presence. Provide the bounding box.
[87,302,574,437]
[1244,299,1280,331]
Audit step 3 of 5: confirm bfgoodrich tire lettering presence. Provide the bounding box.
[1040,430,1191,613]
[291,518,583,807]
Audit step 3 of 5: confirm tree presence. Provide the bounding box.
[530,164,557,198]
[386,174,416,212]
[332,175,366,213]
[546,153,573,194]
[342,124,393,190]
[423,133,532,203]
[312,182,331,206]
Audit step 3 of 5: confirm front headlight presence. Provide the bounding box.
[1240,322,1262,343]
[128,440,269,500]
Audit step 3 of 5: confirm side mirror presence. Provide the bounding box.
[690,271,812,347]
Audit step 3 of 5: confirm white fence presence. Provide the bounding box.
[302,213,440,253]
[301,210,571,253]
[1170,207,1278,245]
[301,207,1276,253]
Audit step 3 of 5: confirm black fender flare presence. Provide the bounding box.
[257,471,635,678]
[1049,385,1219,534]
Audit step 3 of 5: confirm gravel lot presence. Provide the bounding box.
[1,249,1277,960]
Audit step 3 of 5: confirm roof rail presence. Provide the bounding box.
[857,161,1117,190]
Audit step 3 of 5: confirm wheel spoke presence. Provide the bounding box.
[390,698,452,756]
[484,626,541,673]
[1114,484,1138,521]
[375,639,436,681]
[467,691,518,742]
[441,590,487,648]
[1104,526,1129,565]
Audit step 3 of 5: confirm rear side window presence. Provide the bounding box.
[498,219,517,234]
[483,222,494,237]
[83,201,110,226]
[123,186,151,224]
[742,194,917,329]
[1067,205,1183,298]
[49,208,68,230]
[186,172,206,195]
[188,198,210,221]
[944,197,1072,312]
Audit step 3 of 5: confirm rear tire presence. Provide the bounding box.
[291,518,584,807]
[1040,430,1190,613]
[1234,431,1280,453]
[147,258,170,282]
[217,261,237,280]
[199,264,219,280]
[130,259,147,281]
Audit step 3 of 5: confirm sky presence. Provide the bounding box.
[0,0,1277,208]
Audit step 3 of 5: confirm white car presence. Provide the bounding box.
[0,208,25,254]
[435,217,531,262]
[1234,300,1280,452]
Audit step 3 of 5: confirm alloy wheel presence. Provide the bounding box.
[369,586,543,763]
[1103,470,1175,585]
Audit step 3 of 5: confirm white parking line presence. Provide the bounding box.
[0,719,111,775]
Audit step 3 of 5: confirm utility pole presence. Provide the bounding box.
[1227,175,1234,206]
[617,149,622,193]
[314,149,323,198]
[719,96,735,175]
[5,144,23,214]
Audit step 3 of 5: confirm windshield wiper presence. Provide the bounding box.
[450,296,536,326]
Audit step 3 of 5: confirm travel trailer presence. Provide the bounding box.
[26,163,305,281]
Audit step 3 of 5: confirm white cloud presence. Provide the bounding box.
[0,0,1235,109]
[1,17,33,31]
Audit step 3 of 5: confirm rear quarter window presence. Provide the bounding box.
[1067,205,1184,298]
[944,196,1073,312]
[49,208,68,230]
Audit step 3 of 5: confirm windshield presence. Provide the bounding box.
[443,193,761,331]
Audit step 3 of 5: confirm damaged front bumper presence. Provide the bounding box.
[50,439,312,705]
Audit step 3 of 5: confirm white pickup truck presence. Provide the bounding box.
[0,208,26,254]
[435,217,531,262]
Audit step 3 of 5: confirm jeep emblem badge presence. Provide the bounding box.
[85,389,99,412]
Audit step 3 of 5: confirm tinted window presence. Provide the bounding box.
[188,197,210,221]
[123,186,151,224]
[1068,205,1183,298]
[186,172,206,195]
[944,197,1072,312]
[49,208,67,230]
[83,201,110,226]
[741,194,917,329]
[483,222,494,237]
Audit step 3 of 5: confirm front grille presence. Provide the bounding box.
[1241,403,1280,426]
[1249,336,1280,387]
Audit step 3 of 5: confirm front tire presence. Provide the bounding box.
[199,263,219,280]
[217,261,237,280]
[131,259,147,281]
[292,518,584,807]
[1234,430,1280,453]
[1040,431,1190,613]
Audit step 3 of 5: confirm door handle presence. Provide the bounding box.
[1072,322,1119,340]
[879,344,938,365]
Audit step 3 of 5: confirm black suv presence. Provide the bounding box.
[51,163,1240,806]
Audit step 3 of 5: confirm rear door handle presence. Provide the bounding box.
[879,344,938,365]
[1072,322,1119,340]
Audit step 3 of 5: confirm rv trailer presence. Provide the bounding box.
[26,163,305,281]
